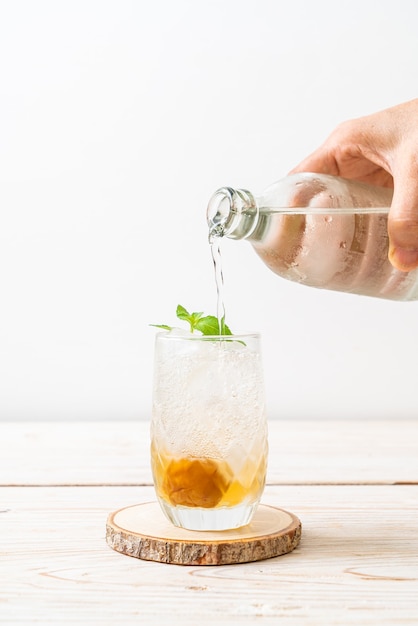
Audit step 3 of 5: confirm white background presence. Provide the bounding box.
[1,0,417,421]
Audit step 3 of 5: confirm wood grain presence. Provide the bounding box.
[1,419,418,486]
[106,502,301,565]
[2,419,418,625]
[2,484,418,624]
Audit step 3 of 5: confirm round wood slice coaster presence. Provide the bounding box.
[106,501,301,566]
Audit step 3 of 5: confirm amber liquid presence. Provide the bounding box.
[151,445,266,509]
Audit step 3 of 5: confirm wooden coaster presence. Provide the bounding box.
[106,502,301,565]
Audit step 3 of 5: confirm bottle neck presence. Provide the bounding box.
[207,187,259,241]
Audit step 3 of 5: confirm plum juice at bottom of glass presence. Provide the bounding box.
[151,443,267,509]
[150,334,268,520]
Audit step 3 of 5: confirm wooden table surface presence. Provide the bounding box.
[1,419,418,625]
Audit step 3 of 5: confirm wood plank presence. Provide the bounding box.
[1,419,418,486]
[1,485,418,624]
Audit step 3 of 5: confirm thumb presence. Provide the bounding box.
[388,160,418,271]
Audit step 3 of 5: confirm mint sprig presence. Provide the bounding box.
[150,304,233,336]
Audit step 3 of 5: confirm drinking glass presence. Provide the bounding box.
[150,331,268,531]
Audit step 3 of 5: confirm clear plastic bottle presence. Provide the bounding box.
[206,172,418,301]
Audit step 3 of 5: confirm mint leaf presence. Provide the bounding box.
[151,305,237,338]
[175,304,191,321]
[176,304,205,333]
[195,315,232,336]
[149,324,173,331]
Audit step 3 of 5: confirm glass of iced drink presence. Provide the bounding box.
[150,331,268,531]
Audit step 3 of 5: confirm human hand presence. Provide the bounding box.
[290,99,418,271]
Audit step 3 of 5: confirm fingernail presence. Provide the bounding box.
[389,246,418,271]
